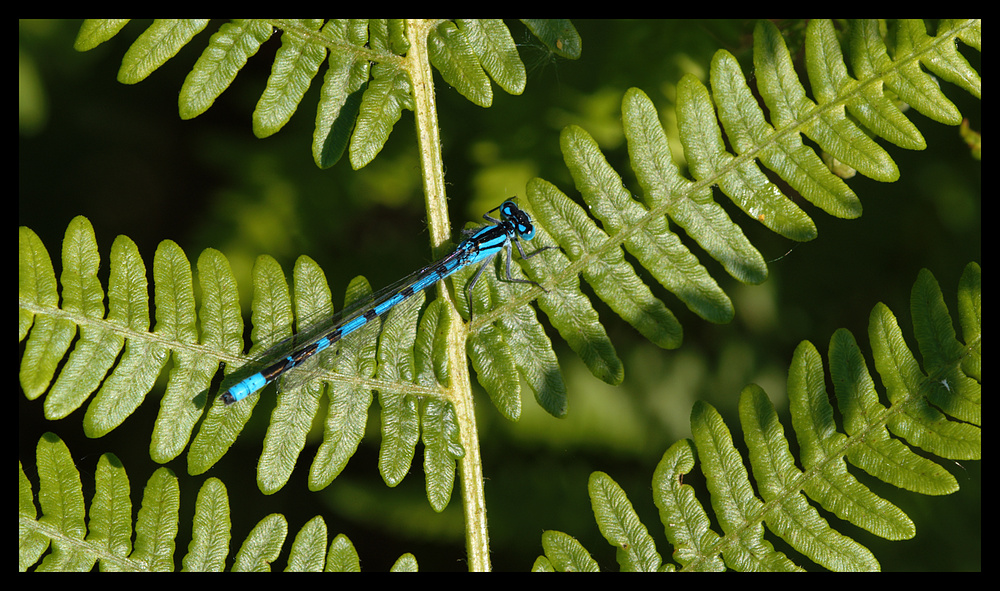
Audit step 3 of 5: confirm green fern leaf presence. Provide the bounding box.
[326,533,362,572]
[528,178,683,353]
[756,20,898,182]
[539,530,600,572]
[691,399,801,571]
[896,19,980,100]
[131,467,180,571]
[390,552,419,572]
[589,471,662,572]
[829,329,959,496]
[22,432,422,571]
[85,454,134,570]
[286,516,328,571]
[421,398,464,513]
[73,19,130,52]
[181,478,230,572]
[19,222,86,401]
[741,384,879,571]
[807,20,925,151]
[349,62,414,169]
[253,19,327,138]
[537,263,980,571]
[428,21,493,108]
[560,123,734,324]
[458,19,526,95]
[910,267,981,424]
[957,263,981,381]
[627,83,773,281]
[82,235,169,438]
[117,19,210,85]
[376,287,425,487]
[651,439,724,571]
[870,302,981,460]
[308,276,382,491]
[22,432,397,571]
[178,20,275,120]
[232,513,287,571]
[150,244,233,464]
[789,340,917,538]
[710,48,862,221]
[31,433,92,571]
[77,19,579,169]
[312,20,372,168]
[513,19,978,385]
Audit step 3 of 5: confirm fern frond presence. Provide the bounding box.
[536,263,981,571]
[509,19,979,389]
[75,18,575,170]
[20,433,400,571]
[18,218,461,498]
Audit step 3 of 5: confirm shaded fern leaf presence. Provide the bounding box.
[74,18,575,170]
[509,19,979,389]
[536,263,981,571]
[19,433,400,571]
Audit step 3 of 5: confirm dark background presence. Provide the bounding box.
[19,19,980,571]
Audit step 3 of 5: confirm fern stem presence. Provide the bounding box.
[407,18,492,572]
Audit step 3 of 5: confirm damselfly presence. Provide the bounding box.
[221,200,551,405]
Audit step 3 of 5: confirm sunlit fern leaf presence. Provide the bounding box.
[765,23,892,183]
[19,220,90,403]
[308,276,383,492]
[80,235,170,438]
[428,21,494,108]
[349,62,414,169]
[252,19,327,139]
[422,397,465,513]
[21,433,387,571]
[312,20,371,168]
[178,20,274,119]
[376,283,426,487]
[18,219,466,503]
[233,513,286,571]
[589,471,663,571]
[709,48,863,221]
[537,263,980,571]
[519,19,977,386]
[118,19,211,85]
[807,21,925,152]
[181,478,230,571]
[527,179,683,352]
[690,398,802,571]
[458,19,526,95]
[76,19,572,169]
[560,123,735,324]
[651,439,724,572]
[21,433,176,571]
[150,242,229,464]
[648,81,771,282]
[538,530,601,572]
[72,19,130,52]
[284,515,325,571]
